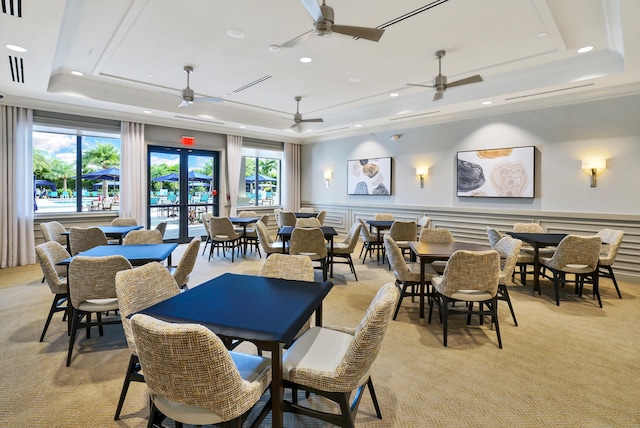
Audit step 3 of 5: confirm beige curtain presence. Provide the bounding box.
[120,122,146,225]
[0,106,35,267]
[283,142,301,211]
[226,135,242,217]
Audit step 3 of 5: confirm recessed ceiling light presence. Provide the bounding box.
[227,28,245,38]
[390,93,399,97]
[577,46,594,53]
[239,125,246,129]
[349,77,362,83]
[6,44,27,53]
[354,124,362,128]
[300,57,312,63]
[70,70,84,76]
[143,110,152,114]
[537,31,548,37]
[268,45,281,52]
[147,73,154,78]
[482,101,492,105]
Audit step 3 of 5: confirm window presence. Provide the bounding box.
[32,113,121,213]
[237,147,282,207]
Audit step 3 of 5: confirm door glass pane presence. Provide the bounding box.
[187,153,216,239]
[150,151,180,241]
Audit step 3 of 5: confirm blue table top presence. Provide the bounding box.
[137,273,333,344]
[97,225,143,236]
[59,243,178,266]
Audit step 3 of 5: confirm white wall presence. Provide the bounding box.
[301,94,640,215]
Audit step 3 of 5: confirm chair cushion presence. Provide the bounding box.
[283,326,353,379]
[77,298,119,312]
[230,351,272,383]
[431,277,493,301]
[154,396,224,426]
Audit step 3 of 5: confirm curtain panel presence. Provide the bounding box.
[0,106,35,267]
[226,135,242,217]
[283,142,301,211]
[120,122,146,225]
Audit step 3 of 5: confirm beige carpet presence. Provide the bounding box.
[1,242,639,427]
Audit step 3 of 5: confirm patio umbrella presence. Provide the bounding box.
[152,171,211,183]
[81,168,120,181]
[35,179,57,190]
[245,173,276,183]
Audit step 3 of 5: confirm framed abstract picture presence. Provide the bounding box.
[347,157,392,195]
[456,146,535,198]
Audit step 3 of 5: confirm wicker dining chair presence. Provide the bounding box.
[493,236,522,326]
[35,241,70,342]
[295,217,322,227]
[429,249,501,348]
[208,217,243,262]
[111,217,138,226]
[486,226,533,285]
[289,227,328,281]
[597,228,624,299]
[329,222,362,280]
[168,236,201,290]
[201,212,214,256]
[267,283,399,428]
[40,221,68,246]
[256,220,287,257]
[130,313,272,427]
[389,220,417,260]
[358,217,383,263]
[384,234,437,320]
[122,229,163,245]
[419,228,455,274]
[278,211,297,227]
[68,227,108,255]
[113,262,181,420]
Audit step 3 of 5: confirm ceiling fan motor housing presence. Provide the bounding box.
[314,4,334,35]
[434,74,447,91]
[182,87,194,102]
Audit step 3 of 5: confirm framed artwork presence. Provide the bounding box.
[347,157,392,195]
[457,146,534,198]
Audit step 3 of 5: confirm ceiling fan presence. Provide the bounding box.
[282,0,385,48]
[177,65,223,107]
[291,96,324,128]
[407,50,483,101]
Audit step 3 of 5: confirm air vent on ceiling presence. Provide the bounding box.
[2,0,22,17]
[8,56,24,83]
[232,75,271,93]
[505,84,594,101]
[316,127,349,134]
[377,0,448,31]
[390,111,440,121]
[174,115,225,125]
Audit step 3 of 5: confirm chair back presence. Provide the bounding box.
[358,218,378,242]
[238,210,257,218]
[69,227,108,255]
[258,214,269,227]
[389,220,417,242]
[513,223,544,233]
[419,228,454,243]
[123,229,163,245]
[493,237,522,285]
[486,227,503,248]
[295,217,321,228]
[274,208,283,227]
[201,212,214,238]
[111,218,138,226]
[545,235,601,271]
[40,221,67,246]
[438,250,500,298]
[384,235,414,282]
[130,313,271,421]
[332,283,399,390]
[35,241,69,294]
[289,227,327,259]
[259,253,314,281]
[299,207,315,213]
[417,215,431,229]
[374,213,394,221]
[278,211,297,227]
[154,221,167,238]
[317,210,327,225]
[115,262,180,354]
[210,217,241,239]
[341,222,362,250]
[597,228,624,265]
[256,221,274,246]
[68,255,132,308]
[172,236,201,287]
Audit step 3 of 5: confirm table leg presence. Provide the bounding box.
[243,225,248,258]
[329,238,334,278]
[419,259,426,325]
[533,246,540,295]
[377,229,382,264]
[270,342,285,428]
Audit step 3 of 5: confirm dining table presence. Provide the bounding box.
[58,243,178,267]
[366,220,394,264]
[409,241,490,324]
[228,216,260,257]
[507,232,567,293]
[277,226,339,277]
[293,212,318,218]
[136,272,333,428]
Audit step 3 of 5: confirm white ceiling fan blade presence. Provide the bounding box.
[407,83,435,88]
[300,118,324,123]
[282,30,314,48]
[195,96,224,103]
[433,92,444,102]
[178,100,190,107]
[299,0,324,22]
[447,74,483,88]
[332,25,384,42]
[291,122,300,128]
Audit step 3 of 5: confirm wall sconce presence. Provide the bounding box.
[323,170,332,188]
[416,167,429,188]
[581,159,606,187]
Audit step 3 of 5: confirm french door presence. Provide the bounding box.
[148,146,220,243]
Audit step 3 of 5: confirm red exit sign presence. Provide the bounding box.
[181,136,195,146]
